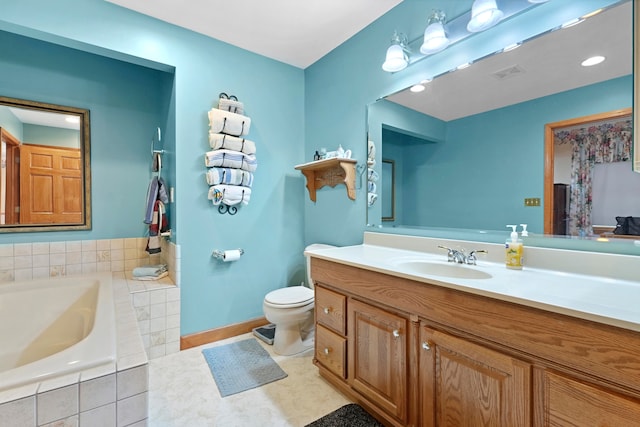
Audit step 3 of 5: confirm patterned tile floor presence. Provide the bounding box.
[148,333,351,426]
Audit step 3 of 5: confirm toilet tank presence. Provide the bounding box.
[305,244,335,289]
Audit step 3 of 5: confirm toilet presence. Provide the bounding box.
[263,243,335,356]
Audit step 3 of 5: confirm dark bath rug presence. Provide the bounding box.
[305,403,384,427]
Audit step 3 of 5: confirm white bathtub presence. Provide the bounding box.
[0,273,116,392]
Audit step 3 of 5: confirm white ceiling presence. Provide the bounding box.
[104,0,402,69]
[387,1,632,121]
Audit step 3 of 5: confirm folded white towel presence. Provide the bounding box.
[204,149,257,172]
[208,184,252,206]
[208,108,251,137]
[218,98,244,115]
[208,133,256,155]
[206,167,254,187]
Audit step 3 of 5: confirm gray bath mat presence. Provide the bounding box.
[305,404,384,427]
[202,338,287,397]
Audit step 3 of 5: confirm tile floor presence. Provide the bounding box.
[148,333,352,427]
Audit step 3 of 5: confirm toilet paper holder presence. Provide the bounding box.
[212,248,244,261]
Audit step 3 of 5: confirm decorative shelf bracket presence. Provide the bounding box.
[295,158,357,202]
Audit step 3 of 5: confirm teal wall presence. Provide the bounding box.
[24,124,79,148]
[0,0,625,335]
[0,29,173,242]
[0,106,23,140]
[1,0,305,335]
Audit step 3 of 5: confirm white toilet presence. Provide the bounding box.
[263,243,335,356]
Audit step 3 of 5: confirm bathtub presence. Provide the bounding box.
[0,272,116,392]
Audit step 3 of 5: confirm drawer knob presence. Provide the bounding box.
[422,341,431,351]
[392,329,401,338]
[324,347,331,355]
[323,307,331,314]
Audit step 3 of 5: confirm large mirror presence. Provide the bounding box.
[0,96,91,232]
[367,0,638,244]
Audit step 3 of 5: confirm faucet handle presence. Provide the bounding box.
[466,249,488,265]
[438,245,455,262]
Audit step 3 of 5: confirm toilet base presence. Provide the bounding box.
[273,326,314,356]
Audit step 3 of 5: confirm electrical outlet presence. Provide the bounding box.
[524,197,541,207]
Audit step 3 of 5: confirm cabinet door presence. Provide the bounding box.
[420,325,531,427]
[349,298,408,423]
[540,370,640,426]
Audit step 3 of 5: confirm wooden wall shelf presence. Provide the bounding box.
[295,158,357,202]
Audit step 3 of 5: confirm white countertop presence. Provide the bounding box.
[307,242,640,333]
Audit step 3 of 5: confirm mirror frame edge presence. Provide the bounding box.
[0,96,92,233]
[634,0,640,172]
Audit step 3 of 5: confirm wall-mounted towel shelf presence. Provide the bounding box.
[295,158,357,202]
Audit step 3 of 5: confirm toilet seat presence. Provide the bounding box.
[264,286,314,308]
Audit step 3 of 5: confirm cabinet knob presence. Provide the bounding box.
[422,341,431,351]
[324,347,330,355]
[392,329,401,338]
[323,307,331,315]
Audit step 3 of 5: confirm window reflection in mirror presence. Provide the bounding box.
[0,96,91,232]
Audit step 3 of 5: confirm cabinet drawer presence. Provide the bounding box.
[315,325,346,379]
[316,286,346,335]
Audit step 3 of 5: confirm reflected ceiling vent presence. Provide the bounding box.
[491,64,526,80]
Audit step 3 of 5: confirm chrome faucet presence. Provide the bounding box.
[438,246,487,265]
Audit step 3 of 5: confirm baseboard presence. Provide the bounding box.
[180,316,269,350]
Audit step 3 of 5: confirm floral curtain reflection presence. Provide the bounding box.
[554,116,632,236]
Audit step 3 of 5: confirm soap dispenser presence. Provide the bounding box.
[505,224,523,270]
[336,144,345,158]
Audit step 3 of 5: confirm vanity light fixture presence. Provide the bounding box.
[420,10,450,55]
[581,55,605,67]
[382,31,409,72]
[467,0,504,33]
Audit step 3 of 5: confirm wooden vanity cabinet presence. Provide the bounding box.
[419,325,531,427]
[315,286,347,379]
[538,370,640,426]
[349,299,409,424]
[311,257,640,427]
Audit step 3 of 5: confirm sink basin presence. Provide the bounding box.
[391,259,493,280]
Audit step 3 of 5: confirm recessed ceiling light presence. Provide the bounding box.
[410,84,426,93]
[561,18,583,29]
[581,56,605,67]
[503,43,521,52]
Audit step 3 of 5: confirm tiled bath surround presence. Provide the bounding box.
[0,237,181,426]
[0,237,181,359]
[0,237,180,285]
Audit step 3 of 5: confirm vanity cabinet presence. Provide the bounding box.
[315,286,347,379]
[349,299,409,424]
[539,370,640,425]
[311,257,640,427]
[420,325,531,426]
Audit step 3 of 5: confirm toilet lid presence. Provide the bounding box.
[265,286,314,307]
